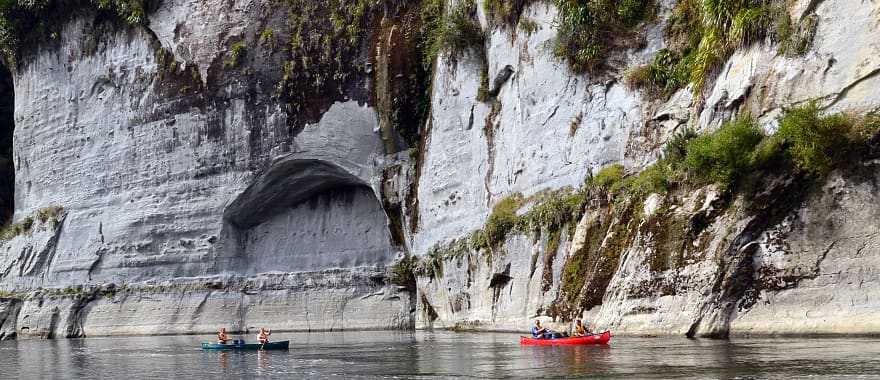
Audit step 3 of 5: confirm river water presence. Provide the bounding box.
[1,331,880,379]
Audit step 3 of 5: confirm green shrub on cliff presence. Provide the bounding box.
[481,194,523,248]
[646,105,880,194]
[422,0,485,70]
[588,162,669,202]
[94,0,144,24]
[0,223,20,240]
[688,0,777,90]
[0,0,146,64]
[420,0,446,70]
[0,215,31,240]
[628,0,795,97]
[625,164,670,198]
[62,286,83,296]
[389,255,418,288]
[553,0,655,73]
[484,0,536,27]
[774,103,880,176]
[522,190,586,231]
[589,164,625,193]
[279,0,383,100]
[484,0,659,74]
[36,205,64,224]
[418,247,446,279]
[465,189,587,259]
[258,27,275,50]
[662,128,698,165]
[655,105,879,191]
[625,48,694,97]
[775,11,817,57]
[0,206,64,240]
[223,41,246,68]
[443,0,484,54]
[684,118,765,188]
[20,215,33,231]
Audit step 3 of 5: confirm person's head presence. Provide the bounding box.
[534,319,541,327]
[220,327,226,333]
[576,319,582,326]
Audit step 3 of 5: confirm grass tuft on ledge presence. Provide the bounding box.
[0,205,65,241]
[553,0,655,73]
[626,0,804,98]
[422,0,486,71]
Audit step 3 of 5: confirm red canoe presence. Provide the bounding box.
[520,331,612,346]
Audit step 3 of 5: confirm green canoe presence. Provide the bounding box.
[201,340,290,350]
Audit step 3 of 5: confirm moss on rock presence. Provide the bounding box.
[0,0,147,65]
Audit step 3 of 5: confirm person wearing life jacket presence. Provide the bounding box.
[573,319,587,337]
[531,320,549,339]
[258,327,271,344]
[217,327,229,344]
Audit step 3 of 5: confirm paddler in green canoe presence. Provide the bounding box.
[217,327,230,344]
[258,327,271,344]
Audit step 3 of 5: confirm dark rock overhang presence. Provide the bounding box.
[223,157,367,229]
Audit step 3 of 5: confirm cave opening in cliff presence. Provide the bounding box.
[0,64,13,226]
[237,185,394,273]
[222,159,396,274]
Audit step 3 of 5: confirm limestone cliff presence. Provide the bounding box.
[0,0,878,339]
[0,0,419,338]
[412,0,880,337]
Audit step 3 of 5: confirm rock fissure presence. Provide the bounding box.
[821,67,880,110]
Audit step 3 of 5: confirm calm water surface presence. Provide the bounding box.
[2,331,880,379]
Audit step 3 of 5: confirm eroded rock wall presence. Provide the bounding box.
[411,0,880,337]
[0,0,416,337]
[7,270,410,339]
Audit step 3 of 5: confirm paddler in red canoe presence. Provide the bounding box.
[530,319,562,339]
[573,319,590,337]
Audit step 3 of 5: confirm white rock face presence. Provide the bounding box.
[414,3,647,255]
[416,233,568,331]
[703,0,880,131]
[411,0,880,336]
[0,1,409,335]
[10,271,411,339]
[731,171,880,335]
[148,0,258,82]
[0,298,20,340]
